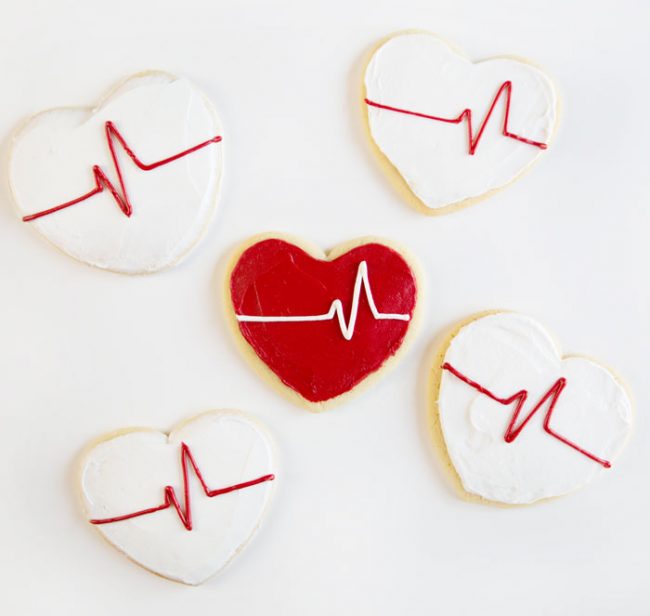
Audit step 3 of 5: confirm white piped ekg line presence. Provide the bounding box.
[235,261,411,341]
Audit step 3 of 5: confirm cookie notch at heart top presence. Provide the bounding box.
[226,234,422,410]
[10,71,224,273]
[431,312,633,505]
[79,410,276,585]
[364,31,559,214]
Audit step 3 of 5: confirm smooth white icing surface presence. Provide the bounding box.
[80,411,275,585]
[438,313,632,504]
[10,73,223,273]
[365,33,557,210]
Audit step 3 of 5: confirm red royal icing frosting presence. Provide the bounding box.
[89,443,274,530]
[22,121,222,222]
[442,362,611,468]
[365,80,547,156]
[229,239,418,403]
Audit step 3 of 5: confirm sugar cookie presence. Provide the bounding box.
[226,234,422,409]
[79,411,275,585]
[364,32,558,213]
[432,312,632,504]
[10,71,223,273]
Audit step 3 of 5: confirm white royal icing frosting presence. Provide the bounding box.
[437,313,632,504]
[10,72,223,273]
[365,33,558,210]
[79,411,275,585]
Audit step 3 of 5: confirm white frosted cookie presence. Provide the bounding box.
[226,234,422,410]
[79,411,275,585]
[10,72,223,273]
[364,32,558,213]
[434,313,632,505]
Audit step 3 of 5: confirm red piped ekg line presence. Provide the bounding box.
[22,121,222,222]
[442,362,611,468]
[89,443,274,531]
[365,80,547,155]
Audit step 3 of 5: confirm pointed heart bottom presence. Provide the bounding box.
[80,411,275,584]
[229,238,419,404]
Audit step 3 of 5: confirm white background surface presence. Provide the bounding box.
[0,1,648,614]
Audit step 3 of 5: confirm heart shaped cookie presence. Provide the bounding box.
[434,313,633,504]
[364,32,558,212]
[227,235,421,408]
[10,71,223,273]
[79,411,275,585]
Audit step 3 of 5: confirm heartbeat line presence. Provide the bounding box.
[236,260,411,341]
[365,80,548,155]
[22,121,222,222]
[442,362,611,468]
[89,443,274,531]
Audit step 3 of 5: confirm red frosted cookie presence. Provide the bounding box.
[227,235,422,409]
